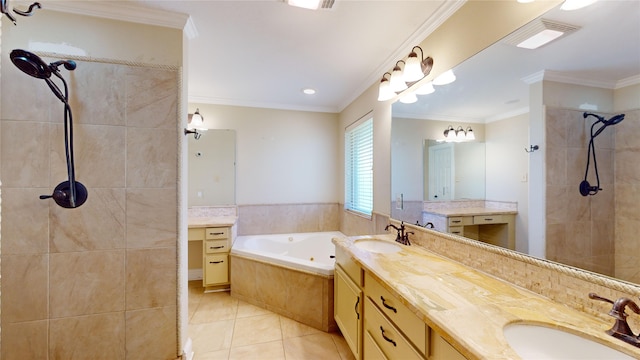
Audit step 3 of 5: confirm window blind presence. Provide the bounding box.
[345,117,373,217]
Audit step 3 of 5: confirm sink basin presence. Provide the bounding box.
[503,323,634,359]
[353,239,402,253]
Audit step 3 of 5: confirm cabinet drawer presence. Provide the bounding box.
[448,226,464,236]
[364,330,388,360]
[448,216,472,226]
[205,239,229,254]
[204,254,229,285]
[473,215,504,224]
[364,298,423,360]
[188,228,205,241]
[365,272,426,354]
[205,227,229,240]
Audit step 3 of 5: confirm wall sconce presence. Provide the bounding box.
[376,45,435,102]
[403,46,433,83]
[184,108,206,140]
[377,72,395,101]
[184,128,202,140]
[389,60,408,92]
[443,125,474,142]
[399,92,417,104]
[433,69,456,85]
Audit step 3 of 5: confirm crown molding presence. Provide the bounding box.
[43,1,198,39]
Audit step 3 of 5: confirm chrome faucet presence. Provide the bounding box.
[589,293,640,348]
[385,221,412,245]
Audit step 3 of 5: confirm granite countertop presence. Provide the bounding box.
[332,235,640,359]
[423,207,517,217]
[188,216,237,228]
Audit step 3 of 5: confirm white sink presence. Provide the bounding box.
[503,323,634,359]
[353,239,402,253]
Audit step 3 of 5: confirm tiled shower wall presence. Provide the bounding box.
[0,60,179,359]
[545,107,640,284]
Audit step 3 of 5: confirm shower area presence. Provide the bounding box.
[1,10,183,359]
[545,106,640,283]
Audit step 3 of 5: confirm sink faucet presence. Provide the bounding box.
[385,221,412,245]
[589,292,640,348]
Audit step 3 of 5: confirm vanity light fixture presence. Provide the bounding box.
[377,72,396,101]
[399,92,417,104]
[403,46,434,83]
[189,108,204,128]
[561,0,598,11]
[415,81,435,95]
[389,60,408,92]
[443,125,474,142]
[433,69,456,85]
[184,128,202,140]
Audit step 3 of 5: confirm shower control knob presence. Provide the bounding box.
[40,180,88,208]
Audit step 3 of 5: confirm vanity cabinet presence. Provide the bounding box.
[189,226,231,290]
[442,213,515,250]
[334,246,364,359]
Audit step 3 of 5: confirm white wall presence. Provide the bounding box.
[187,103,339,205]
[485,113,530,252]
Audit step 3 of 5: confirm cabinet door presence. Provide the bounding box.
[335,265,362,359]
[364,331,388,360]
[429,330,467,360]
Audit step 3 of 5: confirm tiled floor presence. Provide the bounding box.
[188,281,355,360]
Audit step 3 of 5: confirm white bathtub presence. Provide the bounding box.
[231,231,345,276]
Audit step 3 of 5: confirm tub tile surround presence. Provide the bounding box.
[230,255,337,332]
[0,61,179,359]
[334,232,640,359]
[237,203,340,235]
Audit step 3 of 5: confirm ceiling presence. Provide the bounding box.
[392,0,640,123]
[41,0,639,117]
[128,0,461,113]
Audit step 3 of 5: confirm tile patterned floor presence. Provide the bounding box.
[188,281,355,360]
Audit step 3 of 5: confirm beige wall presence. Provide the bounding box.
[187,103,340,206]
[1,11,183,359]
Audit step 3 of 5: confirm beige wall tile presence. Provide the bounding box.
[1,64,55,122]
[50,124,126,188]
[50,250,125,317]
[67,62,125,126]
[256,263,288,311]
[286,271,323,328]
[230,256,257,299]
[49,312,125,359]
[1,320,49,359]
[1,188,49,254]
[1,254,49,322]
[125,306,177,360]
[126,128,177,188]
[126,188,177,248]
[125,68,178,129]
[126,247,177,310]
[1,121,50,187]
[50,188,125,252]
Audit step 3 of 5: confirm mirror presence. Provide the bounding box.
[188,129,236,206]
[391,1,639,284]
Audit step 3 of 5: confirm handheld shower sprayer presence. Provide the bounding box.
[10,49,88,208]
[579,112,625,196]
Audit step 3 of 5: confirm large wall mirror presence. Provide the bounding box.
[391,1,639,284]
[188,129,236,206]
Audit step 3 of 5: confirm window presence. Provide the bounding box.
[345,116,373,217]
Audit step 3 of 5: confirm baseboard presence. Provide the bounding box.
[188,269,203,281]
[182,337,194,360]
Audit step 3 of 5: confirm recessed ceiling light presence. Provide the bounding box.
[302,88,316,95]
[287,0,321,10]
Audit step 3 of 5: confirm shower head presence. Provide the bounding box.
[10,49,51,79]
[604,114,625,126]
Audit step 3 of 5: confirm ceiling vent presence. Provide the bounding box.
[283,0,336,10]
[502,19,580,49]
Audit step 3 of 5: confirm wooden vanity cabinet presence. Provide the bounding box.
[363,272,467,360]
[203,226,231,289]
[334,246,364,359]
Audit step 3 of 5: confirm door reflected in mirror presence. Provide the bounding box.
[425,140,485,201]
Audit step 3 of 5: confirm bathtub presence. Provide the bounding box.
[231,231,343,276]
[230,231,345,331]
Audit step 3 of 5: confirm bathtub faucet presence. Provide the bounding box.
[385,222,412,246]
